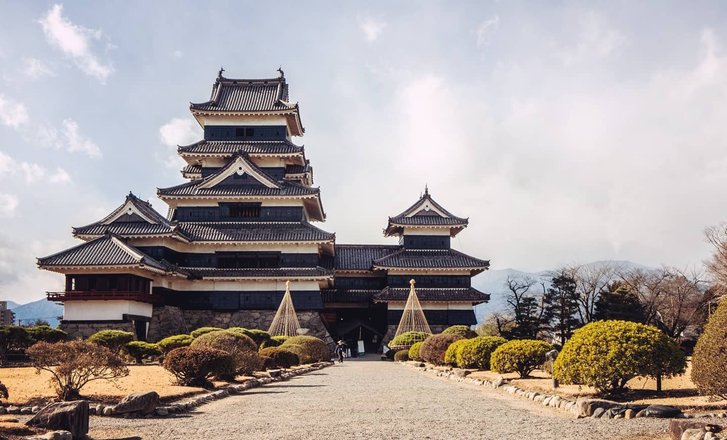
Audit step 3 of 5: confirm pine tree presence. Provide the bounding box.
[594,282,646,323]
[542,274,581,347]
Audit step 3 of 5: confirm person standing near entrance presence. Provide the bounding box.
[335,340,347,363]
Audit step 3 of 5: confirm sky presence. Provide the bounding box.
[1,1,727,303]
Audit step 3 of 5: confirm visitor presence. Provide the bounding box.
[335,340,347,363]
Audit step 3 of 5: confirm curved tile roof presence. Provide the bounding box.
[178,140,304,156]
[177,221,334,242]
[158,180,320,197]
[190,76,295,113]
[372,249,490,271]
[334,244,401,271]
[74,222,176,238]
[374,287,490,303]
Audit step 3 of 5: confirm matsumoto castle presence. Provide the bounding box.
[38,70,491,351]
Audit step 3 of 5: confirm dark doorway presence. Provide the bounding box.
[134,320,148,341]
[326,303,388,354]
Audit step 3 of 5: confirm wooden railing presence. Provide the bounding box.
[46,291,163,304]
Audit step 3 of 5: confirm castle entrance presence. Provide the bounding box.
[321,303,388,355]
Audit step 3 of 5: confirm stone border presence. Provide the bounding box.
[1,362,333,419]
[406,362,727,420]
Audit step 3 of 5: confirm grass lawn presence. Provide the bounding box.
[469,362,727,410]
[0,365,218,406]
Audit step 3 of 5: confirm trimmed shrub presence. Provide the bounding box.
[389,331,430,349]
[270,335,289,346]
[163,347,234,387]
[419,334,463,366]
[0,326,33,365]
[88,330,134,354]
[190,327,223,339]
[259,347,300,369]
[408,341,424,361]
[191,330,260,376]
[491,339,552,378]
[444,339,470,366]
[124,341,161,364]
[458,336,507,370]
[27,340,129,400]
[227,327,272,348]
[26,326,67,343]
[442,325,477,339]
[692,299,727,398]
[281,336,330,364]
[554,320,686,395]
[394,350,409,362]
[157,334,194,354]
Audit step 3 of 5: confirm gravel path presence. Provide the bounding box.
[90,359,669,440]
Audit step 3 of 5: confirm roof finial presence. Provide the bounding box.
[218,66,225,79]
[424,184,429,196]
[277,66,285,79]
[410,278,416,288]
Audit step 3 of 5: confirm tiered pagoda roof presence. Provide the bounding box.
[372,249,489,272]
[385,187,468,236]
[374,287,489,304]
[334,244,402,271]
[189,71,304,136]
[38,234,184,276]
[178,140,305,158]
[178,222,334,243]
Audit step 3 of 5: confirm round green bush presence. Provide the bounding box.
[444,339,470,366]
[419,334,463,366]
[389,331,430,350]
[269,335,289,346]
[458,336,507,370]
[692,299,727,398]
[191,330,259,376]
[442,325,477,339]
[157,334,194,354]
[87,330,134,354]
[394,349,409,362]
[258,347,300,369]
[281,336,330,364]
[124,341,161,364]
[491,339,552,378]
[554,320,686,395]
[190,327,223,339]
[26,326,67,343]
[227,327,272,348]
[408,341,424,361]
[163,346,234,387]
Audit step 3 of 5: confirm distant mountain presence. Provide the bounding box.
[3,300,20,309]
[473,260,653,324]
[10,299,63,327]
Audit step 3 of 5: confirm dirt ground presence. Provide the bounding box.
[469,362,727,410]
[0,365,213,405]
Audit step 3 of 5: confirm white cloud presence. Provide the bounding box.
[60,119,101,158]
[476,16,500,47]
[560,10,625,64]
[0,151,72,184]
[0,95,30,128]
[173,49,183,58]
[159,118,200,147]
[22,58,54,79]
[38,4,113,83]
[0,193,19,218]
[358,16,386,42]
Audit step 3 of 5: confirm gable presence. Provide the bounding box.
[198,155,280,190]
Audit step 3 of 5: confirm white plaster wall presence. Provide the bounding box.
[196,114,289,127]
[64,300,153,321]
[387,269,471,276]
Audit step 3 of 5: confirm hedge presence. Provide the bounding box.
[281,336,330,364]
[444,339,470,367]
[419,334,463,366]
[191,330,260,376]
[458,336,507,370]
[491,339,552,378]
[163,347,234,387]
[442,325,477,339]
[389,331,430,349]
[394,350,409,362]
[87,330,134,354]
[258,347,300,369]
[408,342,424,361]
[692,299,727,398]
[157,334,194,354]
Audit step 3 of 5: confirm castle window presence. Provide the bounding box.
[228,203,260,218]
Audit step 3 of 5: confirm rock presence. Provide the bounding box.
[44,431,73,440]
[114,391,160,416]
[0,406,6,414]
[681,428,707,440]
[625,409,636,419]
[592,407,606,418]
[7,405,20,414]
[572,398,620,418]
[155,407,169,417]
[492,377,504,388]
[21,406,34,414]
[25,400,89,440]
[454,369,470,378]
[31,406,41,413]
[549,396,561,408]
[704,433,719,440]
[637,405,683,419]
[268,369,282,378]
[102,406,114,416]
[670,421,715,440]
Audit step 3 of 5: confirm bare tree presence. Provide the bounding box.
[619,267,708,340]
[561,262,624,325]
[705,224,727,300]
[503,276,546,339]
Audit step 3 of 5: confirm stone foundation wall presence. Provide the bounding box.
[60,321,135,339]
[147,307,333,345]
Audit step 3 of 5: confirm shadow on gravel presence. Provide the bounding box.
[265,384,326,388]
